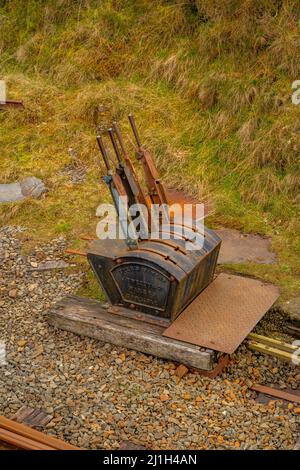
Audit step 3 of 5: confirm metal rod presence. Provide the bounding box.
[65,249,87,257]
[0,100,24,110]
[80,235,95,241]
[96,135,111,171]
[128,113,141,148]
[108,128,123,166]
[250,385,300,404]
[112,121,127,156]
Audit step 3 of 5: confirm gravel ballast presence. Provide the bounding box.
[0,226,299,449]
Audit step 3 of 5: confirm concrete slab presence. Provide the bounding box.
[216,228,276,264]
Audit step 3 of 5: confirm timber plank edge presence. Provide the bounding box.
[47,295,215,371]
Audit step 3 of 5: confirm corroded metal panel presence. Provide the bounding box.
[88,227,221,321]
[163,273,279,354]
[111,262,170,311]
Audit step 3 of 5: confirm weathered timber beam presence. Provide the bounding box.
[46,295,215,371]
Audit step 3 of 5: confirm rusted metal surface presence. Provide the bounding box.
[0,415,80,450]
[163,273,279,354]
[113,121,152,217]
[128,113,169,209]
[65,248,87,257]
[166,188,212,221]
[83,116,221,322]
[97,132,138,248]
[195,354,230,379]
[0,428,55,450]
[0,99,24,109]
[216,228,276,264]
[166,188,199,207]
[0,440,18,450]
[251,385,300,405]
[88,228,221,322]
[80,235,95,241]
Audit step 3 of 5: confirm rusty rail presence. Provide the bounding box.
[251,385,300,404]
[0,416,80,450]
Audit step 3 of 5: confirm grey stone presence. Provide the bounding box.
[0,177,46,203]
[279,297,300,321]
[0,182,23,202]
[28,260,69,272]
[20,177,46,198]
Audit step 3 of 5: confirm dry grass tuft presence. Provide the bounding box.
[240,168,282,206]
[249,113,300,170]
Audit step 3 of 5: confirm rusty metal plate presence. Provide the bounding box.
[163,273,279,354]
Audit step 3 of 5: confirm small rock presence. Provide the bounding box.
[8,289,18,298]
[20,177,47,199]
[32,345,44,358]
[29,260,69,272]
[183,393,191,400]
[159,394,170,402]
[279,297,300,321]
[28,284,38,292]
[175,364,189,379]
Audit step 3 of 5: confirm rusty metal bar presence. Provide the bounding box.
[112,121,152,213]
[0,428,54,450]
[80,235,95,241]
[128,113,169,212]
[193,354,230,378]
[108,128,123,166]
[96,134,111,171]
[0,99,24,110]
[251,385,300,404]
[96,132,138,249]
[128,113,142,147]
[0,415,80,450]
[65,249,87,257]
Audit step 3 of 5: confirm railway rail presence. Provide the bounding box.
[0,416,80,450]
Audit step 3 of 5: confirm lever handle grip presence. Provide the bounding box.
[96,135,111,171]
[128,113,141,148]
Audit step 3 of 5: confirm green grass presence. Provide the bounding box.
[0,0,299,299]
[76,268,107,302]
